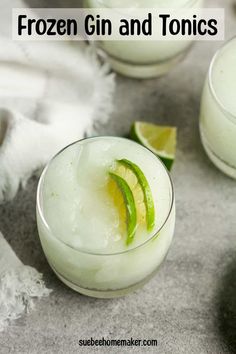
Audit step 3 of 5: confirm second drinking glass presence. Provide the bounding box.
[200,37,236,179]
[84,0,204,79]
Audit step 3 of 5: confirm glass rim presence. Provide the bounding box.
[208,36,236,122]
[95,0,200,9]
[36,136,174,257]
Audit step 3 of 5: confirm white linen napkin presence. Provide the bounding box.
[0,232,52,331]
[0,0,115,331]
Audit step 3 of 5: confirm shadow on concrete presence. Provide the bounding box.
[0,176,84,294]
[233,3,236,17]
[0,177,51,272]
[217,257,236,353]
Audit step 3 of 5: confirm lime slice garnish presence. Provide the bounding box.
[130,122,177,171]
[117,159,155,232]
[109,172,137,245]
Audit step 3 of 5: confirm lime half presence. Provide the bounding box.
[109,172,137,245]
[117,159,155,232]
[131,122,177,171]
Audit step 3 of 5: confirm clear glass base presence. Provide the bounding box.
[99,50,187,79]
[50,263,159,299]
[200,127,236,180]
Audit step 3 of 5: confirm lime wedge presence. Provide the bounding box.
[117,159,155,232]
[114,163,146,227]
[130,122,177,171]
[109,172,137,245]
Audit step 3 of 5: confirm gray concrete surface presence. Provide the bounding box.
[1,0,236,353]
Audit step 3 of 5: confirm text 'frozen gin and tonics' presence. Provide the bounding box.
[12,8,225,41]
[85,14,218,37]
